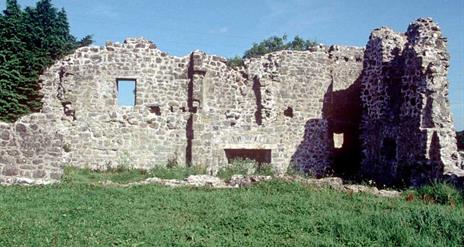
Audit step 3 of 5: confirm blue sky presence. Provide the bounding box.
[117,80,136,107]
[2,0,463,130]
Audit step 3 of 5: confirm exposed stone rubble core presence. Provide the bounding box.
[0,18,462,186]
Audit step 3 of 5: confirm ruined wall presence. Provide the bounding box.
[190,46,363,175]
[360,18,461,186]
[0,18,461,186]
[0,37,364,183]
[39,39,192,171]
[0,114,65,184]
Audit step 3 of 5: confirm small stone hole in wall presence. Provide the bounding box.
[117,79,136,106]
[61,101,75,120]
[333,133,344,149]
[63,143,71,153]
[170,106,174,112]
[148,105,161,116]
[224,149,272,164]
[284,107,294,118]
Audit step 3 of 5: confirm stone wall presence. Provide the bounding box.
[360,18,461,186]
[0,18,462,186]
[40,39,191,171]
[0,37,364,183]
[190,46,364,176]
[0,114,65,184]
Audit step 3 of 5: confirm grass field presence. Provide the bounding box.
[0,168,463,246]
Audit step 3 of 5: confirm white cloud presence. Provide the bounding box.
[261,0,336,33]
[210,26,229,34]
[219,27,229,33]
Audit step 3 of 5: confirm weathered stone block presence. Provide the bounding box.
[2,166,19,176]
[32,170,46,178]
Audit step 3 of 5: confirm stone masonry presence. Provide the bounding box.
[360,18,461,186]
[0,18,462,186]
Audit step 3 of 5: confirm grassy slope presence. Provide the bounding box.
[0,180,463,246]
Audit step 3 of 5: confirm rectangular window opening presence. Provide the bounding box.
[117,79,136,106]
[224,149,272,164]
[333,133,344,149]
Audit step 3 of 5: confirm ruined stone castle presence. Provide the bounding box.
[0,18,462,186]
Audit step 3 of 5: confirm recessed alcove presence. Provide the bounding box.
[224,149,272,164]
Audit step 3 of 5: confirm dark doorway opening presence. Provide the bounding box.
[322,80,363,179]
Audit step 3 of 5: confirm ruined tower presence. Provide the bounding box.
[360,18,461,185]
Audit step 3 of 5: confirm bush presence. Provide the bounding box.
[227,56,244,69]
[413,182,463,206]
[254,163,275,176]
[217,159,276,179]
[149,165,207,180]
[217,159,252,179]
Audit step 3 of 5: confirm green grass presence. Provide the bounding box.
[149,165,207,180]
[217,161,250,180]
[411,182,464,206]
[62,167,152,184]
[1,170,463,246]
[62,165,208,184]
[217,159,276,180]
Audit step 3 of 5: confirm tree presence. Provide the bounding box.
[243,35,318,59]
[228,35,318,68]
[0,0,93,122]
[0,0,29,120]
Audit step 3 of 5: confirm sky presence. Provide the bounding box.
[117,80,136,107]
[2,0,463,130]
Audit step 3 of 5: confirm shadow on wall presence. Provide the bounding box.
[290,118,332,177]
[290,73,363,179]
[323,78,363,179]
[457,131,464,150]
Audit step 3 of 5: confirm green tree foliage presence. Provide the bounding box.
[226,55,244,68]
[228,35,318,68]
[0,0,92,122]
[244,35,318,59]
